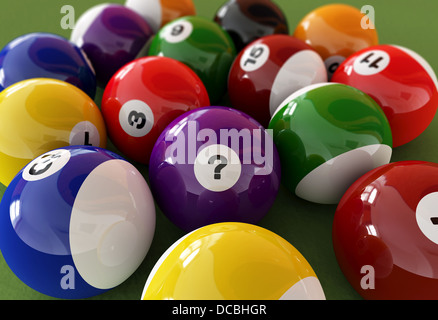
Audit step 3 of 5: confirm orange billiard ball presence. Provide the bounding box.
[293,4,378,79]
[125,0,196,33]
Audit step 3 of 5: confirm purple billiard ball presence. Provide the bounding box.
[148,106,281,232]
[70,3,153,86]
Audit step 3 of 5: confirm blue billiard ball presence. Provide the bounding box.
[0,146,156,299]
[0,32,97,98]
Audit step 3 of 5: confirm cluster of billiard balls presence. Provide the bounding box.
[0,0,438,300]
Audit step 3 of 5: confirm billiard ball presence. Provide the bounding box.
[293,4,378,79]
[214,0,289,52]
[0,32,96,99]
[70,3,153,86]
[141,222,325,300]
[333,161,438,299]
[0,78,106,187]
[148,16,236,103]
[269,83,393,204]
[228,34,327,127]
[125,0,196,33]
[148,106,281,232]
[0,146,156,299]
[332,45,438,148]
[102,56,210,164]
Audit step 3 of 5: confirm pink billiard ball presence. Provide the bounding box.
[228,34,327,127]
[332,44,438,147]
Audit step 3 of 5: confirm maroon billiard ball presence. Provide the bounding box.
[214,0,289,52]
[228,34,327,127]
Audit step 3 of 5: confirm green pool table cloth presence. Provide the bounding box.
[0,0,438,300]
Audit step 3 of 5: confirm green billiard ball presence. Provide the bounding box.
[148,16,236,103]
[269,83,393,204]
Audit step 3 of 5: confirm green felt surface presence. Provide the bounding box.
[1,0,438,300]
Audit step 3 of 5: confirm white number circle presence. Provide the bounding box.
[416,192,438,245]
[194,144,242,192]
[324,55,346,79]
[69,121,100,146]
[240,43,270,72]
[119,100,154,138]
[162,20,193,44]
[22,149,71,181]
[353,50,390,76]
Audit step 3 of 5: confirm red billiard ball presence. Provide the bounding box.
[333,161,438,299]
[332,44,438,147]
[101,56,210,164]
[228,34,327,127]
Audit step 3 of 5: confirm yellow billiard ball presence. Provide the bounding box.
[0,78,106,186]
[141,222,325,300]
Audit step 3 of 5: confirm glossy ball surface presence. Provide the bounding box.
[228,34,327,127]
[125,0,196,33]
[0,78,106,187]
[70,3,153,86]
[148,16,236,103]
[214,0,289,52]
[332,44,438,147]
[0,32,96,99]
[269,83,392,204]
[142,222,325,300]
[0,146,156,299]
[149,106,281,232]
[293,4,378,78]
[333,161,438,300]
[102,56,210,164]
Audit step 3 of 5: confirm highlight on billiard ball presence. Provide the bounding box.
[332,44,438,148]
[148,106,281,232]
[0,146,156,299]
[141,222,325,300]
[0,32,97,99]
[148,15,236,103]
[228,34,327,127]
[269,83,393,204]
[0,78,106,187]
[214,0,289,52]
[70,3,154,86]
[333,161,438,299]
[293,3,379,79]
[125,0,196,33]
[101,56,210,165]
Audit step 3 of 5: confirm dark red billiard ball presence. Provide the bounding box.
[332,44,438,147]
[228,34,327,127]
[333,161,438,299]
[214,0,289,52]
[101,56,210,164]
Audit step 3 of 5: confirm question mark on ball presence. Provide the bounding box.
[208,155,228,180]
